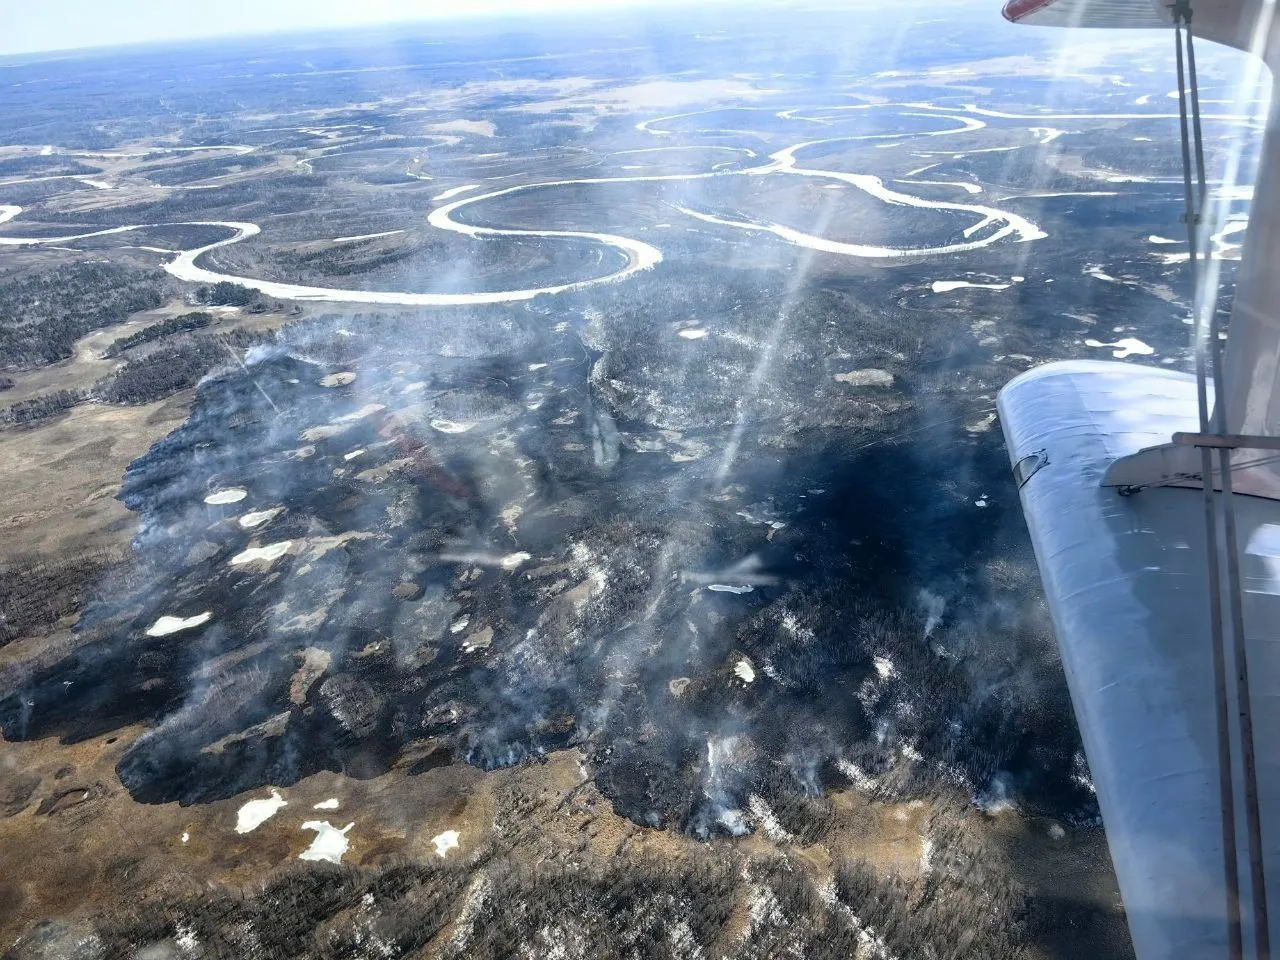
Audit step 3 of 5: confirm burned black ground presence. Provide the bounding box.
[0,271,1095,837]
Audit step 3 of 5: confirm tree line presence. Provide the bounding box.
[195,281,257,307]
[0,328,271,424]
[96,336,231,405]
[0,262,167,369]
[103,311,212,357]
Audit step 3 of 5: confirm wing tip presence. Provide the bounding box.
[1002,0,1172,27]
[1002,0,1055,22]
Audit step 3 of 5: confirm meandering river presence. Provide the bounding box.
[0,105,1052,305]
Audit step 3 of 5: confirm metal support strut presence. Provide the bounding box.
[1173,4,1270,957]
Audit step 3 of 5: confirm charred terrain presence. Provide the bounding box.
[0,3,1263,958]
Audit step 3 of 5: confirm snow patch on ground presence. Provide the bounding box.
[230,541,293,566]
[708,583,753,594]
[1085,264,1124,283]
[430,419,475,433]
[1085,337,1153,359]
[204,488,247,505]
[678,328,708,339]
[931,280,1009,293]
[462,626,494,654]
[432,829,461,858]
[299,820,353,864]
[313,798,340,810]
[238,507,282,528]
[965,411,997,434]
[145,612,211,637]
[235,789,287,833]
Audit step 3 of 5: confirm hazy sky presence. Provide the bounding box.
[2,0,718,57]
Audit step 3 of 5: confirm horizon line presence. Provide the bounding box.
[0,0,965,62]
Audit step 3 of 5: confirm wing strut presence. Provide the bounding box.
[1174,4,1270,956]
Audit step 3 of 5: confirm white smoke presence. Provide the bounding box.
[917,587,946,638]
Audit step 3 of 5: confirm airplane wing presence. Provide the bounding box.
[997,0,1280,957]
[999,362,1280,958]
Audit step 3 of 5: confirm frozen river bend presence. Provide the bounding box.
[0,103,1049,305]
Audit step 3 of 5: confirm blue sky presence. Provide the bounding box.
[3,0,725,56]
